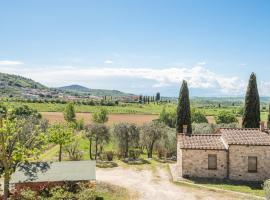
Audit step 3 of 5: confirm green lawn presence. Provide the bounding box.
[177,178,265,197]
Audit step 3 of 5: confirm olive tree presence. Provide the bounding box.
[140,121,167,158]
[85,123,110,160]
[113,123,140,158]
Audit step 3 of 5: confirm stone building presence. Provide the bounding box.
[176,124,270,181]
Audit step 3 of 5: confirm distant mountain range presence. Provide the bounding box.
[0,72,135,98]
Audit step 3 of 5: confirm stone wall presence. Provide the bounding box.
[179,149,227,179]
[229,145,270,181]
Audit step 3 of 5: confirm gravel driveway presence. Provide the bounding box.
[97,167,257,200]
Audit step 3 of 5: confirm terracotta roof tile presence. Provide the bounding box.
[219,128,270,146]
[178,134,226,150]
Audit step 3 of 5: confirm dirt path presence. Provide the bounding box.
[96,167,255,200]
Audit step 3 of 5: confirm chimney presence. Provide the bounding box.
[260,121,265,132]
[183,125,188,134]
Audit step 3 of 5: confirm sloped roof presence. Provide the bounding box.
[178,134,227,150]
[10,161,96,184]
[218,128,270,146]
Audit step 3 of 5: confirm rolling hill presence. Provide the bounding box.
[0,72,134,98]
[58,84,134,97]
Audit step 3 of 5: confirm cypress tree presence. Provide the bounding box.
[242,72,260,128]
[267,103,270,129]
[176,80,192,134]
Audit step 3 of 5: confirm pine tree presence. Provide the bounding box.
[242,73,260,128]
[176,80,192,134]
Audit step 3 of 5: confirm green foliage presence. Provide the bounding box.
[64,139,83,161]
[48,123,74,161]
[191,110,208,123]
[155,128,176,158]
[85,123,110,160]
[140,121,167,158]
[176,80,192,134]
[192,123,215,134]
[242,73,260,128]
[215,110,238,124]
[113,123,140,158]
[76,118,85,130]
[159,107,176,128]
[0,105,47,199]
[63,102,76,122]
[92,108,109,123]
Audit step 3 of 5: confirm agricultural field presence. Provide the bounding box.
[42,112,158,125]
[3,101,268,124]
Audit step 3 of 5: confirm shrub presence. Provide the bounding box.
[128,149,141,160]
[76,118,85,130]
[215,111,238,124]
[106,151,114,161]
[191,110,208,123]
[64,140,83,161]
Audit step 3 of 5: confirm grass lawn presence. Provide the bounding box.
[97,182,135,200]
[177,177,265,197]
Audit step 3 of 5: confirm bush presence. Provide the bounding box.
[215,111,238,124]
[191,110,208,123]
[64,140,83,161]
[128,149,141,160]
[106,151,114,161]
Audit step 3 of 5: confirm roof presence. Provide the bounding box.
[218,128,270,146]
[178,134,226,150]
[178,128,270,150]
[10,161,96,184]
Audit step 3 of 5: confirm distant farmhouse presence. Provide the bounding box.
[176,123,270,181]
[10,161,96,191]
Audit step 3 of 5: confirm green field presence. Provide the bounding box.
[3,101,269,122]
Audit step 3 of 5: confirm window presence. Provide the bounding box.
[248,156,257,173]
[208,154,217,170]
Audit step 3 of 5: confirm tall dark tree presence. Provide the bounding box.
[242,73,260,128]
[267,103,270,129]
[156,92,161,101]
[176,80,192,134]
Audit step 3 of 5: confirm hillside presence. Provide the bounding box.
[0,72,47,97]
[0,72,134,99]
[58,84,134,97]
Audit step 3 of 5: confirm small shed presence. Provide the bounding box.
[10,160,96,191]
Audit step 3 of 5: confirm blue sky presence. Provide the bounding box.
[1,0,270,96]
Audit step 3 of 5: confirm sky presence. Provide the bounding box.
[1,0,270,97]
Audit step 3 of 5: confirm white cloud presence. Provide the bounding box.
[104,60,113,64]
[0,60,23,65]
[0,64,269,96]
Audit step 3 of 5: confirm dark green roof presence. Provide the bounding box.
[11,161,96,184]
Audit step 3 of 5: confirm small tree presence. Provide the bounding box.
[159,107,177,128]
[92,108,108,124]
[113,123,140,158]
[191,110,208,123]
[215,111,238,124]
[176,80,192,134]
[0,108,46,200]
[85,123,110,160]
[48,124,73,162]
[140,121,167,158]
[63,102,76,123]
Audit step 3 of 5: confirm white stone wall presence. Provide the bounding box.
[229,145,270,181]
[179,149,227,179]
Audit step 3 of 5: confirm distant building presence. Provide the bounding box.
[176,123,270,181]
[10,161,96,191]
